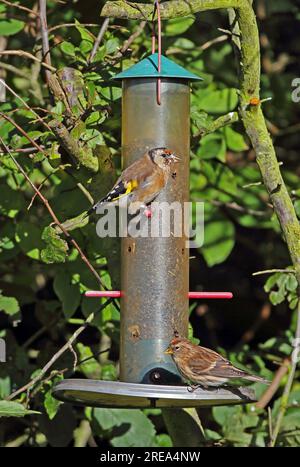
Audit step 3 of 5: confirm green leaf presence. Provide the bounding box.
[74,20,94,42]
[0,183,24,218]
[286,274,298,292]
[201,218,235,266]
[41,226,68,264]
[198,134,226,162]
[264,273,281,292]
[53,272,81,318]
[0,400,39,418]
[15,221,43,260]
[213,405,259,446]
[60,41,76,56]
[44,390,61,420]
[0,292,19,316]
[0,19,24,36]
[155,434,173,447]
[198,88,238,113]
[100,86,122,101]
[270,290,285,306]
[105,38,120,55]
[165,16,195,36]
[92,408,156,447]
[224,127,248,152]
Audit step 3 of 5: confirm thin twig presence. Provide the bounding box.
[23,317,59,349]
[115,20,146,58]
[256,358,290,409]
[268,407,273,440]
[0,61,29,78]
[48,23,99,33]
[38,0,52,84]
[88,18,110,64]
[210,199,267,217]
[270,300,300,446]
[0,137,105,288]
[0,112,45,153]
[6,299,113,401]
[0,146,42,154]
[1,0,38,16]
[0,50,56,72]
[252,269,296,276]
[236,303,271,347]
[1,80,53,132]
[200,34,228,50]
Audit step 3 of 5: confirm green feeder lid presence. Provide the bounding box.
[114,53,202,81]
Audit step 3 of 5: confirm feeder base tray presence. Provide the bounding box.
[53,379,256,408]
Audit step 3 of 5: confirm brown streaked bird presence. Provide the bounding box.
[165,337,270,388]
[87,147,179,216]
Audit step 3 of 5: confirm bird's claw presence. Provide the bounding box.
[187,384,201,393]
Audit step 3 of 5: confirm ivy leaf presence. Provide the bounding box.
[0,400,39,418]
[41,226,68,264]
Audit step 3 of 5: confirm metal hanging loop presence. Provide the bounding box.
[151,0,162,105]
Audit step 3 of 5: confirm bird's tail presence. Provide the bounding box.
[243,373,270,385]
[82,195,109,220]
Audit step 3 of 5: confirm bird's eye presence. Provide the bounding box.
[175,346,180,351]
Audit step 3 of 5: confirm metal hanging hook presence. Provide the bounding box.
[151,0,161,105]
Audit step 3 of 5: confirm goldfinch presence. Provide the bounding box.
[87,147,179,216]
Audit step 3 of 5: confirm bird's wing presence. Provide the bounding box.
[188,347,248,379]
[187,347,221,374]
[94,153,162,207]
[120,154,156,185]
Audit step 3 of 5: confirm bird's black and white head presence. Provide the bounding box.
[148,147,180,169]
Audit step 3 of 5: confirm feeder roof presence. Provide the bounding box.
[114,53,202,81]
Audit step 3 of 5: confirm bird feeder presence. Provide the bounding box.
[53,20,255,407]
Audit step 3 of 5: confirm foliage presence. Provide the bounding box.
[0,0,299,447]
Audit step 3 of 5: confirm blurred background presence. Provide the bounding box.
[0,0,299,447]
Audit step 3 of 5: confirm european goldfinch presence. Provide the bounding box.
[87,147,179,216]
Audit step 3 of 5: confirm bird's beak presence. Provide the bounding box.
[166,153,181,162]
[164,346,173,355]
[170,153,181,162]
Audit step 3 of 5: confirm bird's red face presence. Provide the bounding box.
[164,338,190,355]
[162,149,180,164]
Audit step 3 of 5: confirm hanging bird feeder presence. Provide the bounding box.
[53,5,255,408]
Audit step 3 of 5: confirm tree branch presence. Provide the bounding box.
[0,137,104,289]
[101,0,240,20]
[49,120,99,172]
[38,0,52,85]
[6,299,113,401]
